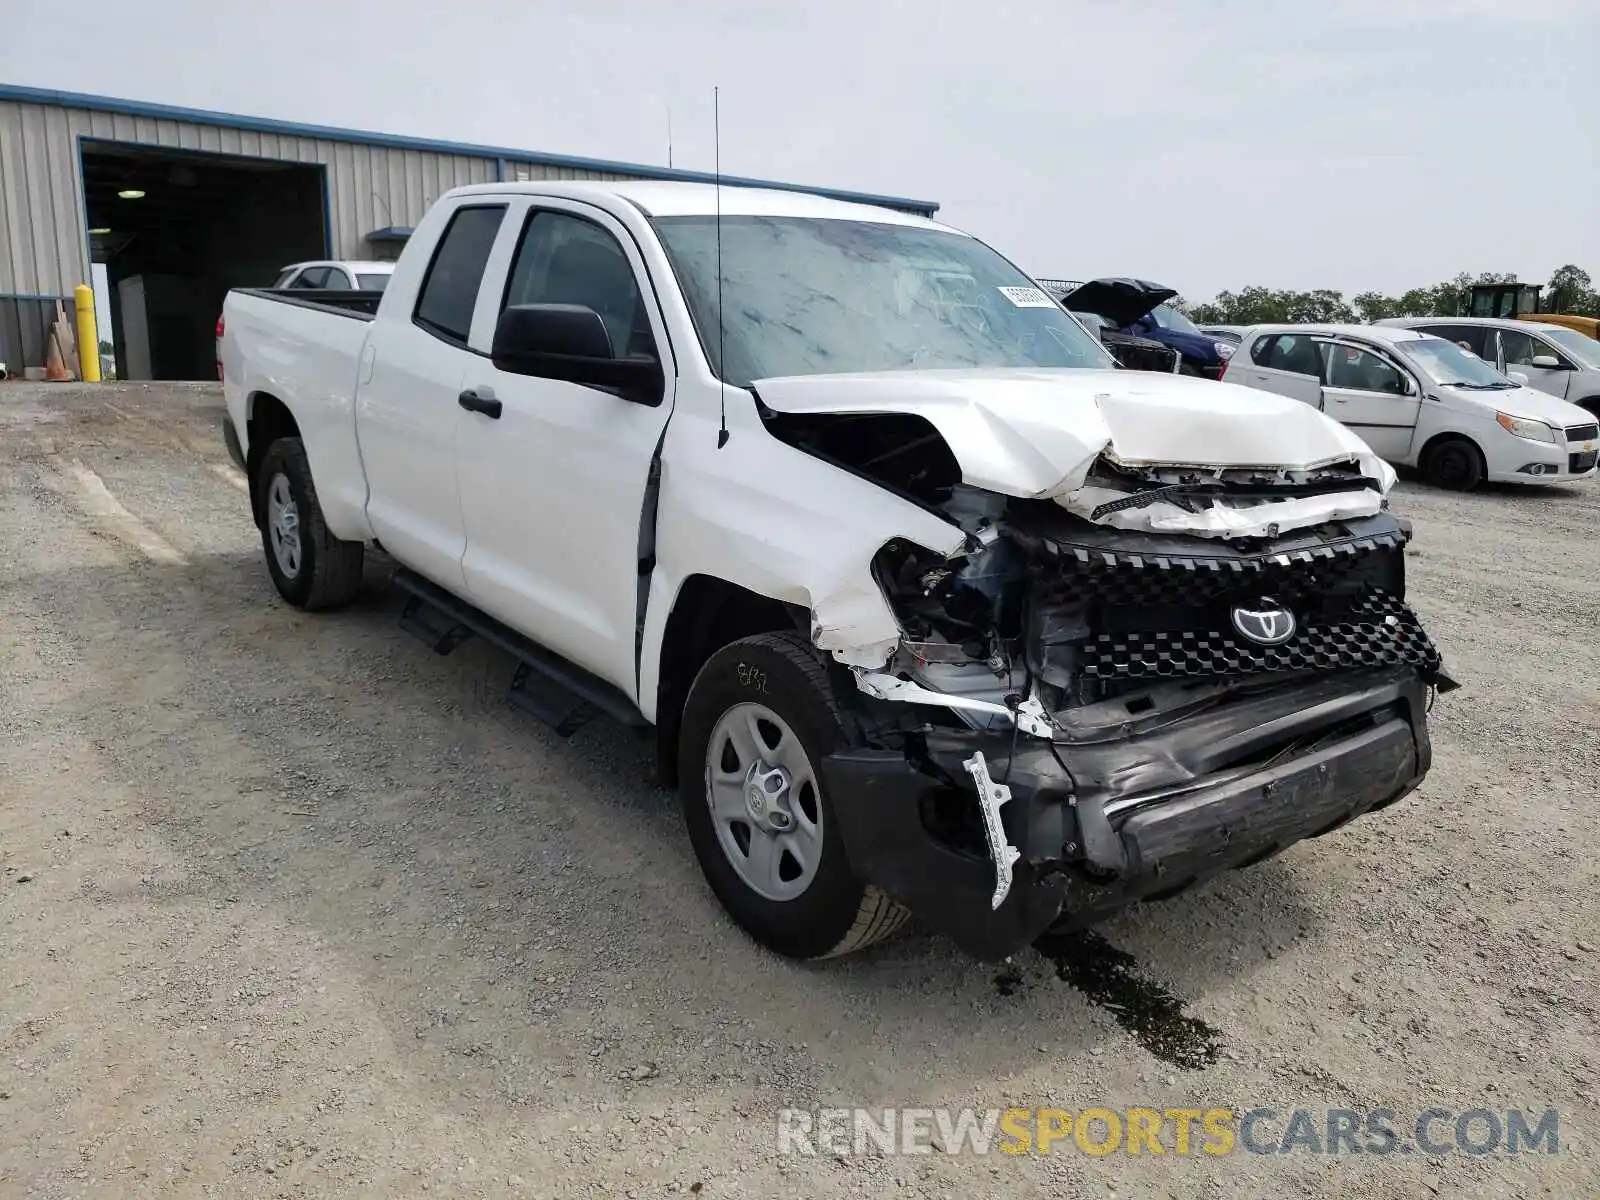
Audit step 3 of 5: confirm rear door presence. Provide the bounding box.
[357,201,508,591]
[1232,332,1325,407]
[455,199,677,697]
[1316,338,1421,461]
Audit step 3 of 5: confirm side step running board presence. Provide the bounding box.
[392,568,648,737]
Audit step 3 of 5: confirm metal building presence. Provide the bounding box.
[0,84,939,379]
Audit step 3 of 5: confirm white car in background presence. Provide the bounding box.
[217,260,396,379]
[1222,324,1598,490]
[1375,316,1600,420]
[273,260,396,292]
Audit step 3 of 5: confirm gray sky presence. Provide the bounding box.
[5,0,1595,302]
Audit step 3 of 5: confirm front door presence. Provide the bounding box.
[455,201,677,698]
[1497,327,1573,400]
[1317,339,1420,461]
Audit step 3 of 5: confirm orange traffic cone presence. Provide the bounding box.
[44,328,71,382]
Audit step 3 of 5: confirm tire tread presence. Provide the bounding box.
[1421,435,1485,492]
[259,437,364,610]
[683,630,911,959]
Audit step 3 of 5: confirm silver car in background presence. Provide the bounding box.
[1376,316,1600,420]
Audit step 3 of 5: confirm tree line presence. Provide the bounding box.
[1178,264,1598,326]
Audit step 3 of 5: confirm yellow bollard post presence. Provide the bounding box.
[74,283,101,382]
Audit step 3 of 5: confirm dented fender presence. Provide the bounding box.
[633,403,963,724]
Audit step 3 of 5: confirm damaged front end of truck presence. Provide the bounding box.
[754,371,1457,961]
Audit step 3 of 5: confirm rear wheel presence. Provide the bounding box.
[677,631,908,959]
[256,436,365,609]
[1420,436,1485,491]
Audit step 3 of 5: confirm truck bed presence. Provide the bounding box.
[220,286,380,543]
[232,288,381,320]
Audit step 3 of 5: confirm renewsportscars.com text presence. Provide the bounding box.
[776,1106,1560,1158]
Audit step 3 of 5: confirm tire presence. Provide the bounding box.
[677,631,909,959]
[255,436,365,610]
[1420,436,1485,492]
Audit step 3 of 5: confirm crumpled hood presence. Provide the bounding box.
[751,368,1396,502]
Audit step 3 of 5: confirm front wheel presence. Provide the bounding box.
[1420,436,1485,491]
[677,632,909,959]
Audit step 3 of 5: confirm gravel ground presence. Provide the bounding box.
[1,381,1596,1199]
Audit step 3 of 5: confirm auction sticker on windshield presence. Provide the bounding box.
[998,286,1057,308]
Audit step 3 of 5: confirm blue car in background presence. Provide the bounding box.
[1054,278,1234,379]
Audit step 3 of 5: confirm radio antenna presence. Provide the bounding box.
[714,86,729,449]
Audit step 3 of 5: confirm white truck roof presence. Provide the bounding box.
[445,180,958,230]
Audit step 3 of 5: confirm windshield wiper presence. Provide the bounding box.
[1445,380,1514,390]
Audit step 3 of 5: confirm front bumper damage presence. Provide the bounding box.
[825,667,1433,962]
[753,388,1453,961]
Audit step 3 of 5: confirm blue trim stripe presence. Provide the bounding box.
[1,83,940,217]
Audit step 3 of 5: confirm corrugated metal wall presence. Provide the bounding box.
[0,296,60,375]
[0,98,501,296]
[0,91,939,305]
[0,102,83,299]
[504,161,634,185]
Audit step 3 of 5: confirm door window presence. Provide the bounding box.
[1250,333,1322,376]
[1416,324,1489,357]
[1498,328,1546,367]
[323,268,353,290]
[1323,344,1406,394]
[503,211,656,359]
[414,205,508,344]
[289,267,328,289]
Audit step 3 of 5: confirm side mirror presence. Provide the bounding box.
[491,303,665,407]
[1401,375,1418,396]
[1508,370,1530,385]
[1530,354,1563,370]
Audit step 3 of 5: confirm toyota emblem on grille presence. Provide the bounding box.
[1231,598,1297,646]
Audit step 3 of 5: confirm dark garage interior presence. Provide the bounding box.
[82,141,327,380]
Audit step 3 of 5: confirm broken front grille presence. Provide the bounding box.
[1081,591,1441,682]
[1025,526,1407,608]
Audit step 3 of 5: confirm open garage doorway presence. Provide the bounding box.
[81,140,327,380]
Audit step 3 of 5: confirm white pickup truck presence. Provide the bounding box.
[220,180,1454,963]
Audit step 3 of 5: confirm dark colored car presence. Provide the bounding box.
[1067,310,1179,373]
[1050,278,1234,379]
